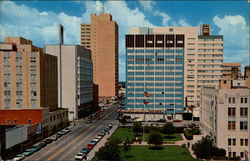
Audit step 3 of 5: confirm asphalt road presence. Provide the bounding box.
[24,104,119,161]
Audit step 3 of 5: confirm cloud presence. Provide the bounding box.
[138,0,155,12]
[39,11,48,16]
[0,1,80,46]
[213,15,249,49]
[213,15,249,67]
[178,19,191,27]
[154,11,171,26]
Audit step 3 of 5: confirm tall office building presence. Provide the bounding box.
[200,70,250,159]
[125,27,187,120]
[124,25,224,120]
[80,12,119,102]
[45,44,93,121]
[222,63,241,78]
[196,25,224,117]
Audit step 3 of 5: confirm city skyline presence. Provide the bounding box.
[0,0,249,81]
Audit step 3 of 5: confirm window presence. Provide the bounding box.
[241,98,244,103]
[6,120,10,124]
[232,97,235,104]
[228,97,231,104]
[240,107,248,117]
[228,107,236,116]
[240,139,244,146]
[228,121,236,130]
[245,98,248,103]
[245,139,248,146]
[240,152,244,158]
[14,120,17,125]
[240,121,248,130]
[28,120,32,124]
[228,138,236,146]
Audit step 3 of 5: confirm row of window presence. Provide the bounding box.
[127,77,183,81]
[228,97,248,104]
[127,66,183,70]
[228,107,248,117]
[127,72,183,75]
[127,49,184,53]
[127,88,183,92]
[228,121,248,130]
[228,138,248,146]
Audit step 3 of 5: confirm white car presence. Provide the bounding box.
[13,154,25,161]
[92,138,100,142]
[75,152,86,160]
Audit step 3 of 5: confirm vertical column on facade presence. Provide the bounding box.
[153,35,156,119]
[163,35,166,120]
[174,35,176,119]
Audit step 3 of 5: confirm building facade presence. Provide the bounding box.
[222,63,241,78]
[0,37,68,158]
[200,76,250,159]
[45,45,93,121]
[125,27,186,120]
[80,13,119,102]
[124,25,224,120]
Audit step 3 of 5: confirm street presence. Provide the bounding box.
[23,104,119,161]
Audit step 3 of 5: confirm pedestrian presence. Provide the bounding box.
[187,142,190,148]
[108,131,110,135]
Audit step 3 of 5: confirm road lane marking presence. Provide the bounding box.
[47,106,116,161]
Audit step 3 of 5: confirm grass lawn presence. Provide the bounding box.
[110,127,183,142]
[92,145,197,161]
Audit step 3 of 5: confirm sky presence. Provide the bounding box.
[0,0,249,81]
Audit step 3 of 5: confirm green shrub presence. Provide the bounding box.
[190,128,200,135]
[184,130,193,140]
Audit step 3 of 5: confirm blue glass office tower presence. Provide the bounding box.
[125,30,185,119]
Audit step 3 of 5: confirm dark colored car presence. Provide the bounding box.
[80,148,90,154]
[44,139,53,144]
[86,120,92,124]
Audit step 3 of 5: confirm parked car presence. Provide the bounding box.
[50,135,57,141]
[89,141,97,146]
[44,138,53,144]
[108,124,113,129]
[13,154,25,161]
[86,144,94,149]
[86,120,92,124]
[32,142,46,151]
[92,138,100,143]
[63,128,71,133]
[75,152,86,160]
[80,148,90,154]
[103,127,110,132]
[98,131,106,137]
[22,148,35,156]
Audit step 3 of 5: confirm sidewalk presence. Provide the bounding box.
[87,124,118,161]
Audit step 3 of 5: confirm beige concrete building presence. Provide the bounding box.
[0,37,68,139]
[200,73,250,159]
[80,13,119,102]
[196,24,224,119]
[45,45,93,121]
[222,63,241,78]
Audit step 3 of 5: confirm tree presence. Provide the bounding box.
[119,116,127,127]
[132,122,142,135]
[192,135,226,160]
[162,122,175,135]
[147,133,163,147]
[122,136,131,154]
[95,137,121,161]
